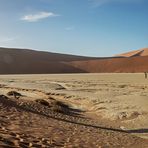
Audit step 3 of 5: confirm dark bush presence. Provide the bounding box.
[51,100,69,108]
[51,105,64,113]
[7,91,22,99]
[0,95,9,99]
[35,99,50,107]
[51,100,69,113]
[48,97,55,100]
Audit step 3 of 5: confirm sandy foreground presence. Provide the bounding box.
[0,73,148,147]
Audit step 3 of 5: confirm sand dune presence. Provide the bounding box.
[69,55,148,73]
[116,48,148,57]
[0,47,148,74]
[0,47,93,74]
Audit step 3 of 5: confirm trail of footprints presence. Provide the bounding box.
[0,117,65,147]
[0,95,102,148]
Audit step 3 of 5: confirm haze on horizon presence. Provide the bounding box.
[0,0,148,57]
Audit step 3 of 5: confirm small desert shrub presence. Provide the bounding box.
[7,91,22,98]
[35,99,50,107]
[0,95,9,99]
[51,105,64,113]
[51,100,69,113]
[118,85,127,88]
[45,92,51,95]
[51,100,69,108]
[55,86,65,90]
[50,93,55,95]
[48,97,55,100]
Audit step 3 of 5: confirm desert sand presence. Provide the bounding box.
[0,73,148,147]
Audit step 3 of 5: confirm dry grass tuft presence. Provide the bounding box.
[7,91,22,99]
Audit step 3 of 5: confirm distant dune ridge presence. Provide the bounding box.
[0,47,148,74]
[115,48,148,57]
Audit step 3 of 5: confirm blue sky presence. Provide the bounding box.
[0,0,148,56]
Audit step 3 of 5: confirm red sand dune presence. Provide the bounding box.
[0,47,93,74]
[115,48,148,57]
[0,47,148,74]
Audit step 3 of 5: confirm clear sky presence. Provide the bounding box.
[0,0,148,57]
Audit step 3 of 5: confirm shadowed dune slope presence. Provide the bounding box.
[0,47,95,74]
[0,47,148,73]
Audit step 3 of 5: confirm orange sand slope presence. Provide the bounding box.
[0,47,148,74]
[116,48,148,57]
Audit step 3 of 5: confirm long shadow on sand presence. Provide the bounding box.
[126,129,148,134]
[0,97,148,135]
